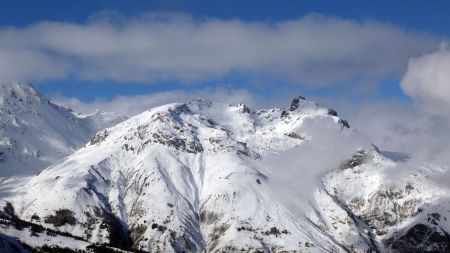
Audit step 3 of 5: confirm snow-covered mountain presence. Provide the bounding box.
[1,95,449,252]
[0,82,126,177]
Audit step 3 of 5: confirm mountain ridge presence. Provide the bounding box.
[0,89,449,252]
[0,82,126,177]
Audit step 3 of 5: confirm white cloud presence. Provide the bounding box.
[342,100,450,187]
[258,116,368,214]
[344,101,450,163]
[0,49,70,81]
[401,48,450,116]
[0,12,439,85]
[53,87,261,117]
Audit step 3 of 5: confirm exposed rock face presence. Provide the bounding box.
[328,108,338,116]
[387,223,450,253]
[289,95,306,111]
[321,144,450,253]
[338,118,350,128]
[340,150,370,170]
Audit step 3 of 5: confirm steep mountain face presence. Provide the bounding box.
[0,82,126,177]
[308,147,450,253]
[0,96,449,253]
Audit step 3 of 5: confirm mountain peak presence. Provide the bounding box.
[0,82,126,177]
[188,98,213,110]
[289,95,306,111]
[0,81,44,106]
[1,94,446,252]
[1,97,359,251]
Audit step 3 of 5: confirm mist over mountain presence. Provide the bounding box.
[1,86,449,252]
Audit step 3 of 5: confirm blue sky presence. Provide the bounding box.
[2,0,450,34]
[0,0,448,107]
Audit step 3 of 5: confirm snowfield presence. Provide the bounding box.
[1,83,450,252]
[0,82,126,177]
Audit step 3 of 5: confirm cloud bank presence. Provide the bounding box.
[257,117,368,214]
[401,48,450,116]
[0,12,439,85]
[346,101,450,165]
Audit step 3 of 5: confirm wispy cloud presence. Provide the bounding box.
[0,12,440,85]
[53,87,261,116]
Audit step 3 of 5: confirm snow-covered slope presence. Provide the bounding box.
[0,82,126,177]
[317,149,450,252]
[1,96,449,252]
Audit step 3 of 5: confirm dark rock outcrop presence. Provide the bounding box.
[290,96,305,111]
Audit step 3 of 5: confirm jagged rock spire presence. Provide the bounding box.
[290,95,306,111]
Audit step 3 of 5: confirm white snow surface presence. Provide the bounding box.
[0,82,126,177]
[1,94,449,252]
